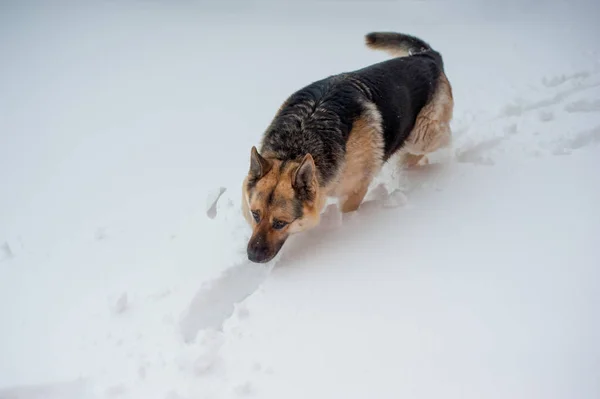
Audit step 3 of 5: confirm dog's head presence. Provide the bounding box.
[242,146,322,263]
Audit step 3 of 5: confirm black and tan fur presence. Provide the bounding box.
[242,32,454,263]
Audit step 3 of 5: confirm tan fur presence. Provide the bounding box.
[364,39,411,58]
[241,184,252,225]
[401,153,428,168]
[242,158,325,241]
[245,160,296,222]
[399,72,454,167]
[328,105,385,212]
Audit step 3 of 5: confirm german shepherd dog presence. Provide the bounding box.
[242,32,454,263]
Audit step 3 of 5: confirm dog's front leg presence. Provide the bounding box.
[339,183,370,213]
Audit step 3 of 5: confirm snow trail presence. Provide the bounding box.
[1,0,600,398]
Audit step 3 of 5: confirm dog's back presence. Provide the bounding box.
[351,43,444,159]
[259,32,446,185]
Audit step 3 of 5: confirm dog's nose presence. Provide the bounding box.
[247,245,271,263]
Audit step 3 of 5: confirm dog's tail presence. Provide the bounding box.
[365,32,433,58]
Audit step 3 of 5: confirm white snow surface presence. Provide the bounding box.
[1,1,600,398]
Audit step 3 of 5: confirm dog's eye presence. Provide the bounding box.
[272,219,288,230]
[251,210,260,223]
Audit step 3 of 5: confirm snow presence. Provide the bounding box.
[1,0,599,398]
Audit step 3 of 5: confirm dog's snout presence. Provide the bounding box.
[247,234,272,263]
[247,244,271,263]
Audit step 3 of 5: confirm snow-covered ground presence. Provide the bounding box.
[1,1,599,398]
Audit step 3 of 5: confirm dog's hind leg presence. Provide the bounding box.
[401,153,428,168]
[399,72,454,168]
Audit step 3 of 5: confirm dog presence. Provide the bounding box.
[241,32,454,263]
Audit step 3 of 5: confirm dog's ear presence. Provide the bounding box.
[292,154,316,201]
[249,146,272,179]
